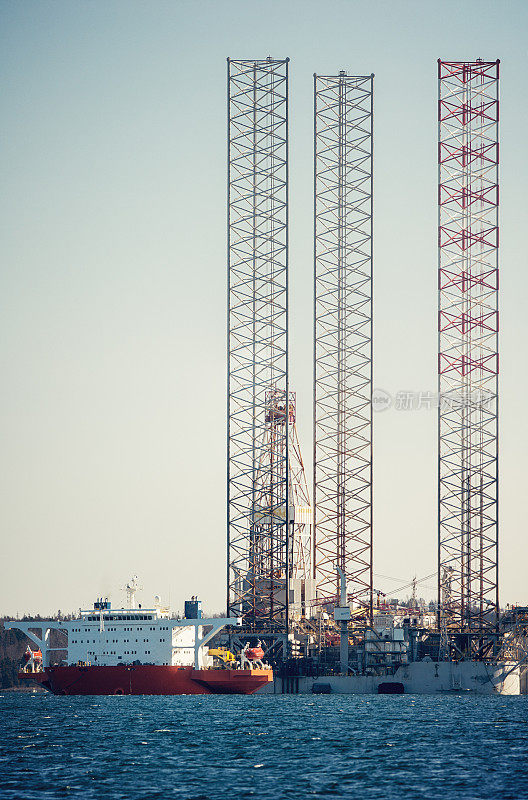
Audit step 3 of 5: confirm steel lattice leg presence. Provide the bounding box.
[227,58,290,634]
[313,72,374,621]
[438,59,500,652]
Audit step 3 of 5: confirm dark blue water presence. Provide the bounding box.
[1,693,527,800]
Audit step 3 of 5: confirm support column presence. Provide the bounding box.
[314,72,374,622]
[437,60,500,650]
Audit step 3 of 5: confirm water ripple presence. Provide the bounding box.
[0,694,527,799]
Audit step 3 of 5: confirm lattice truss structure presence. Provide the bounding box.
[227,59,290,632]
[438,60,500,636]
[285,394,312,584]
[313,73,373,618]
[253,391,312,584]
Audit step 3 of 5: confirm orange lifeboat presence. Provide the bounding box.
[23,646,42,663]
[244,646,265,661]
[22,646,43,672]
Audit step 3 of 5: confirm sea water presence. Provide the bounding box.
[1,692,527,799]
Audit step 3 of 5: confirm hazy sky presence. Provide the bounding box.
[1,0,526,616]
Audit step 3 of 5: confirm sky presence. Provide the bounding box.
[1,0,526,616]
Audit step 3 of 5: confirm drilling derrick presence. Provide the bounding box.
[313,73,374,621]
[251,391,313,626]
[227,58,290,634]
[437,60,500,654]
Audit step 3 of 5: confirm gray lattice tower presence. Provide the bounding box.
[438,60,500,647]
[227,58,289,633]
[313,73,374,619]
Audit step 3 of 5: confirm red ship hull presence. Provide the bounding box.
[19,665,272,696]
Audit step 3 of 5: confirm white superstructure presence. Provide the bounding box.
[69,605,195,667]
[5,597,241,670]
